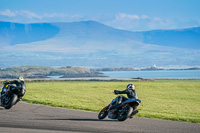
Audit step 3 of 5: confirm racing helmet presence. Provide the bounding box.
[18,76,24,81]
[127,84,135,90]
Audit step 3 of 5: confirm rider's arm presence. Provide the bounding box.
[114,89,127,94]
[9,80,18,84]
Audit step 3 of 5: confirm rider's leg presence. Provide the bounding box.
[109,96,122,110]
[121,96,129,103]
[114,96,128,110]
[109,97,119,109]
[117,95,122,104]
[130,102,139,118]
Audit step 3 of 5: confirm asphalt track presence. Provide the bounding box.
[0,102,199,133]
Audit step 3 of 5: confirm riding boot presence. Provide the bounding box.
[130,110,139,118]
[16,97,22,103]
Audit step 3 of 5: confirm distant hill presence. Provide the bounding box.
[142,27,200,49]
[0,21,200,68]
[0,66,102,78]
[0,21,59,45]
[1,21,199,49]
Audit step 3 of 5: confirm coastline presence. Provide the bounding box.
[1,78,200,84]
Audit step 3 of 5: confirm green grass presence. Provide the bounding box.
[23,80,200,123]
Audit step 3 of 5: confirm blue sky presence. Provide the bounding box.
[0,0,200,31]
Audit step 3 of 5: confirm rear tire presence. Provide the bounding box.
[117,105,133,121]
[4,94,18,109]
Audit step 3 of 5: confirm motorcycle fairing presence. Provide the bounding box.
[120,98,141,107]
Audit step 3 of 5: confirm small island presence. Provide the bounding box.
[0,66,105,79]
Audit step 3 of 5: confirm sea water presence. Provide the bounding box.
[102,70,200,79]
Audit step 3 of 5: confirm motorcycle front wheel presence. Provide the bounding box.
[4,94,18,109]
[98,107,109,119]
[117,105,133,121]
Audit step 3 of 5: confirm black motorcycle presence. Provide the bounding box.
[0,84,21,109]
[98,96,141,121]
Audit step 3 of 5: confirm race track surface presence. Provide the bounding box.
[0,102,199,133]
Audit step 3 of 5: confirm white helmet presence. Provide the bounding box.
[18,76,24,81]
[127,84,135,90]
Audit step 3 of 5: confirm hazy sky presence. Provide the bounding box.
[0,0,200,31]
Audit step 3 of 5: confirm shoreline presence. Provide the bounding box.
[0,78,200,83]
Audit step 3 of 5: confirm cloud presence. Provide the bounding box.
[0,9,16,17]
[115,13,150,21]
[17,10,42,19]
[116,13,140,20]
[43,13,67,18]
[43,13,81,20]
[0,9,42,19]
[103,13,176,31]
[0,9,82,21]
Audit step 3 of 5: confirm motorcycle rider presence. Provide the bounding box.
[2,76,26,100]
[113,84,139,112]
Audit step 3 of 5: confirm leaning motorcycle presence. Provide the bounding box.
[98,96,141,121]
[0,84,20,109]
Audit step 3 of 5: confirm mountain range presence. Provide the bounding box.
[0,21,200,68]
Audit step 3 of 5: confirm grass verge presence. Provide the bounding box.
[22,79,200,123]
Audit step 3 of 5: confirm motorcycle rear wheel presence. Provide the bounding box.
[4,94,18,109]
[117,105,133,121]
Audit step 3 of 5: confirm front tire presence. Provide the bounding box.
[4,94,18,109]
[98,107,109,119]
[117,105,133,121]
